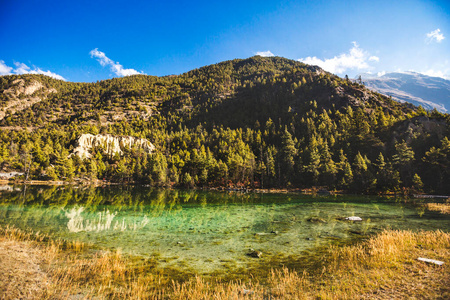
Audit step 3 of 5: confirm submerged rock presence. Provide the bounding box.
[307,217,326,223]
[255,231,278,236]
[349,230,363,235]
[247,249,262,258]
[345,216,363,221]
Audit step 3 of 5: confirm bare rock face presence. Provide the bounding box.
[6,79,45,96]
[1,79,56,120]
[73,134,155,159]
[391,116,447,145]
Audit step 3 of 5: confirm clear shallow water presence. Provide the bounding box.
[0,185,449,276]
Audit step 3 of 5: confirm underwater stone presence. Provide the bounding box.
[307,217,326,223]
[247,250,263,258]
[345,216,363,221]
[255,232,272,236]
[349,231,363,235]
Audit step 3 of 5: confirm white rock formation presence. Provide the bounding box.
[72,134,155,159]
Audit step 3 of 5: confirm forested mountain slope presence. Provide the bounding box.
[1,56,449,194]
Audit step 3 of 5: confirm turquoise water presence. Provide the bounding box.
[0,185,448,276]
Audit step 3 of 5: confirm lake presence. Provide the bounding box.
[0,185,448,279]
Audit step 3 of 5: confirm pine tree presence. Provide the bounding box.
[412,173,423,192]
[392,141,415,186]
[337,150,353,189]
[280,129,297,185]
[304,136,321,186]
[320,142,337,187]
[352,152,369,192]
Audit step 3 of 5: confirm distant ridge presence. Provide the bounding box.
[360,72,450,113]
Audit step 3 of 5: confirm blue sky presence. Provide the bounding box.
[1,0,449,82]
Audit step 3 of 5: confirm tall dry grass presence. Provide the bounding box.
[318,230,450,299]
[1,225,449,299]
[425,203,450,214]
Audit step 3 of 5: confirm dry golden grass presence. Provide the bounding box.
[320,230,450,299]
[425,203,450,214]
[0,225,449,299]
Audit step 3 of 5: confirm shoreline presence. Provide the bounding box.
[2,179,449,198]
[1,226,448,299]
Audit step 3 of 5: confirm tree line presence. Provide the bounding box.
[0,56,449,194]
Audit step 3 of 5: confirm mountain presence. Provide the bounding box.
[0,56,449,194]
[360,72,450,113]
[0,57,413,130]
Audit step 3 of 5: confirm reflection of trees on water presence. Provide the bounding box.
[0,186,312,235]
[65,206,149,233]
[0,185,265,210]
[0,185,301,234]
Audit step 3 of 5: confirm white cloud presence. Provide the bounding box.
[13,62,66,81]
[0,60,65,80]
[14,62,31,74]
[90,48,143,77]
[0,60,13,75]
[422,69,449,80]
[255,51,275,57]
[298,42,378,74]
[31,68,66,81]
[426,29,445,43]
[377,71,386,77]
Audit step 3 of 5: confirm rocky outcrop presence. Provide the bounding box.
[392,116,448,144]
[72,134,155,159]
[0,79,56,120]
[7,79,44,96]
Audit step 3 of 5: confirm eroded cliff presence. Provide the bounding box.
[73,134,155,159]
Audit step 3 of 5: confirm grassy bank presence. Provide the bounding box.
[0,225,448,299]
